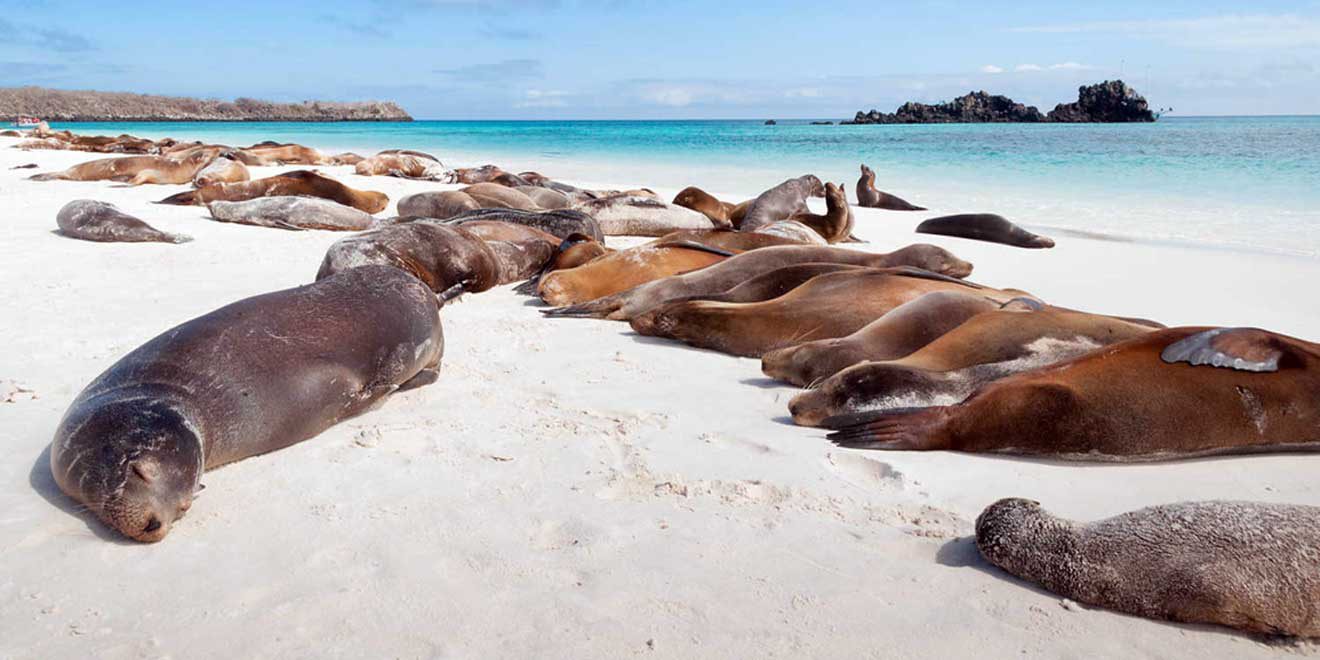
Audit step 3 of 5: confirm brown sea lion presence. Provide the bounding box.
[49,266,444,542]
[629,268,1017,358]
[453,220,561,246]
[518,171,591,196]
[16,137,67,150]
[56,200,191,244]
[916,213,1055,249]
[537,242,735,306]
[739,175,825,230]
[542,243,973,321]
[856,164,925,211]
[397,190,482,219]
[317,223,499,297]
[208,197,376,231]
[330,152,366,166]
[574,195,717,236]
[446,165,508,184]
[354,152,446,180]
[753,220,828,245]
[156,170,389,214]
[784,181,853,243]
[762,290,1002,387]
[672,186,741,226]
[976,498,1320,638]
[647,228,802,252]
[659,263,865,307]
[484,239,555,284]
[793,301,1157,426]
[824,326,1320,459]
[239,143,330,165]
[462,183,539,210]
[0,129,20,137]
[444,208,604,242]
[515,186,571,209]
[29,150,217,185]
[192,156,250,187]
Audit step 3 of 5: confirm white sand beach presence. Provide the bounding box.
[3,135,1320,659]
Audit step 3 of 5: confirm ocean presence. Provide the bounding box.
[51,117,1320,257]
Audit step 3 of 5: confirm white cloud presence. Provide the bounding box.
[979,65,1005,74]
[1050,61,1094,70]
[1015,64,1043,72]
[1010,14,1320,50]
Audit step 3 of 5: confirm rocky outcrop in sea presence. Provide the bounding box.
[1046,80,1156,123]
[845,80,1155,124]
[0,87,412,122]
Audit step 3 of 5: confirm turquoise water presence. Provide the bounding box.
[53,118,1320,256]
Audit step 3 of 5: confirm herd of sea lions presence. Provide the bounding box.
[15,126,1320,639]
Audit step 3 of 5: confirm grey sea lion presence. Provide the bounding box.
[916,213,1055,249]
[316,223,500,296]
[49,266,444,542]
[208,196,375,231]
[856,164,925,211]
[397,190,482,219]
[462,183,539,210]
[484,239,556,284]
[444,208,604,242]
[55,200,191,244]
[976,498,1320,638]
[753,220,828,245]
[515,186,571,209]
[574,195,716,236]
[739,175,825,231]
[192,156,249,188]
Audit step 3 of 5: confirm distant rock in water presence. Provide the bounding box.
[0,86,412,122]
[764,120,777,125]
[810,121,834,125]
[1047,80,1156,123]
[845,80,1155,124]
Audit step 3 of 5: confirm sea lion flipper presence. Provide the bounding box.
[886,266,985,289]
[823,406,952,451]
[1160,328,1284,373]
[648,240,736,258]
[397,368,440,392]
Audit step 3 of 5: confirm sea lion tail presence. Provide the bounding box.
[843,233,867,243]
[822,406,951,451]
[540,294,623,319]
[166,233,194,244]
[27,172,64,181]
[437,282,468,305]
[512,277,541,296]
[156,190,199,205]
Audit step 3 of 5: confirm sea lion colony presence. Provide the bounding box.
[19,128,1320,639]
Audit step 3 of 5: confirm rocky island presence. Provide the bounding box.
[845,80,1155,124]
[0,87,412,122]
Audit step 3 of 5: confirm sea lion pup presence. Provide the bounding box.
[629,268,1016,358]
[29,150,217,185]
[515,186,571,209]
[445,208,604,242]
[783,181,854,243]
[976,498,1320,637]
[646,228,802,252]
[738,174,825,230]
[753,220,828,245]
[916,213,1055,249]
[542,243,972,321]
[855,164,925,211]
[56,200,191,244]
[208,197,376,231]
[824,325,1320,458]
[536,242,735,306]
[330,152,365,166]
[397,190,482,219]
[156,170,389,214]
[238,143,331,166]
[672,186,742,226]
[793,301,1157,426]
[49,265,444,542]
[574,195,717,236]
[192,156,249,188]
[354,151,447,180]
[762,290,1002,387]
[317,223,500,297]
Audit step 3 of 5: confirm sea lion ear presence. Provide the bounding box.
[1160,327,1284,372]
[131,458,161,483]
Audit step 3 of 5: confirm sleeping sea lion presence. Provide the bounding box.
[208,197,376,231]
[238,143,330,166]
[56,200,191,244]
[156,170,388,214]
[916,213,1055,249]
[484,240,556,284]
[462,183,539,210]
[515,186,571,209]
[856,164,925,211]
[574,195,716,236]
[537,242,734,306]
[753,220,828,245]
[397,190,482,219]
[444,208,604,242]
[49,266,444,542]
[354,152,446,180]
[739,175,825,230]
[317,223,499,297]
[646,228,802,252]
[192,156,250,188]
[29,150,217,185]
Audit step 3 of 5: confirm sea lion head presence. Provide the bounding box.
[787,361,960,427]
[360,190,390,214]
[551,233,608,271]
[802,174,825,197]
[974,498,1073,576]
[52,399,203,542]
[860,163,874,179]
[824,181,847,208]
[888,244,974,279]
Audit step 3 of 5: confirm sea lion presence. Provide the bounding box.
[317,223,499,296]
[354,152,446,180]
[157,170,389,214]
[16,137,67,150]
[783,181,853,243]
[484,239,556,284]
[330,152,366,166]
[49,265,444,542]
[658,263,865,307]
[238,143,330,166]
[29,150,217,185]
[855,164,925,211]
[55,200,191,244]
[397,190,482,219]
[976,498,1320,637]
[461,183,539,210]
[444,208,604,243]
[574,195,717,236]
[451,220,561,246]
[518,171,590,196]
[446,165,509,185]
[542,243,973,321]
[192,156,249,188]
[762,290,1002,387]
[672,186,741,226]
[537,242,734,306]
[208,196,376,231]
[515,186,571,209]
[511,233,613,296]
[0,129,20,137]
[823,326,1320,459]
[647,228,802,252]
[916,213,1055,249]
[10,163,39,169]
[739,175,825,231]
[793,301,1157,426]
[629,268,1018,358]
[753,220,828,245]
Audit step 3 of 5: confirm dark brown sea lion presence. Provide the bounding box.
[762,290,1002,387]
[56,200,191,244]
[672,186,742,226]
[629,268,1018,358]
[739,175,825,230]
[192,156,249,187]
[397,190,482,219]
[317,223,499,297]
[156,170,389,214]
[537,242,734,306]
[543,243,973,321]
[49,265,444,542]
[29,150,217,185]
[783,181,854,243]
[354,152,446,180]
[824,326,1320,459]
[484,239,555,284]
[976,498,1320,637]
[916,213,1055,249]
[575,195,716,236]
[444,208,604,242]
[208,197,376,231]
[793,301,1157,426]
[856,164,925,211]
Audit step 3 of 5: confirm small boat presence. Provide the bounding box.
[12,116,42,129]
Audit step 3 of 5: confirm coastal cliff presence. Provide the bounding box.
[0,87,412,122]
[845,80,1155,124]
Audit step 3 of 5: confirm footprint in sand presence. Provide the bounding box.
[700,432,775,455]
[825,451,905,490]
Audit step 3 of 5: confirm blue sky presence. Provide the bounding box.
[3,1,1318,118]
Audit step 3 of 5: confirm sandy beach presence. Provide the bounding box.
[2,135,1319,658]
